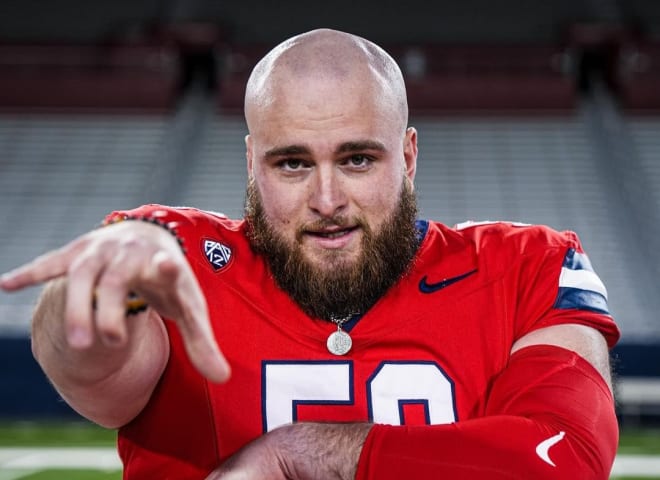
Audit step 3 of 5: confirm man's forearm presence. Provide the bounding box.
[275,422,372,480]
[209,422,373,479]
[356,346,617,480]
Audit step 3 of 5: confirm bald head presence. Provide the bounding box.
[244,29,409,134]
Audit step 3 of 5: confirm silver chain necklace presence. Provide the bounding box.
[326,313,355,356]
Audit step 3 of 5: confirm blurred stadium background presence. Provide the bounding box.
[0,0,659,477]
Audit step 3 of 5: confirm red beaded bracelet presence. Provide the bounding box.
[103,214,186,254]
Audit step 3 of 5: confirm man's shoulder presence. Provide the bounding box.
[115,204,243,229]
[420,219,582,277]
[444,220,580,254]
[139,203,237,220]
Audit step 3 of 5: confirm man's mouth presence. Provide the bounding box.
[305,226,359,239]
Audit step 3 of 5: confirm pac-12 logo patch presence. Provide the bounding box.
[202,238,233,271]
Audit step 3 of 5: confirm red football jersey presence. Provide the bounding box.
[112,206,619,479]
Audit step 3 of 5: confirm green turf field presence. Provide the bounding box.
[0,421,116,447]
[619,428,660,455]
[0,421,658,479]
[610,427,660,480]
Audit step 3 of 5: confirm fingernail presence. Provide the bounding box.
[0,271,19,290]
[68,327,92,348]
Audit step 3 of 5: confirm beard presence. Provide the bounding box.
[244,177,419,321]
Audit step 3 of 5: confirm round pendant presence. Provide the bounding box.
[327,329,352,355]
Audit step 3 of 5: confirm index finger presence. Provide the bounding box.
[0,241,80,291]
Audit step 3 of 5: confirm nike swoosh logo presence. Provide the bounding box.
[536,431,565,467]
[419,269,477,294]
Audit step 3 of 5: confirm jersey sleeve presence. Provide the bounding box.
[356,345,618,480]
[511,228,619,347]
[102,203,237,271]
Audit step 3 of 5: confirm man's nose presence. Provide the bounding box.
[307,165,347,218]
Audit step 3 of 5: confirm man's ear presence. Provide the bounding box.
[404,127,418,188]
[246,134,254,175]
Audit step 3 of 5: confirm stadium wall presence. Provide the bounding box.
[0,337,657,421]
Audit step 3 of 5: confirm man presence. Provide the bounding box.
[0,29,619,479]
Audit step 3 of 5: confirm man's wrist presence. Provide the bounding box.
[101,213,187,254]
[270,422,373,480]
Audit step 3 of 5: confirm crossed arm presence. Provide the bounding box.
[0,221,617,479]
[208,323,617,480]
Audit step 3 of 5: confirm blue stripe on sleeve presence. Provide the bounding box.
[554,248,610,314]
[554,287,610,315]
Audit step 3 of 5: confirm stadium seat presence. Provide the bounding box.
[0,42,181,113]
[386,44,577,114]
[617,41,660,111]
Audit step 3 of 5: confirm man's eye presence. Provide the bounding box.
[280,159,304,170]
[346,155,370,167]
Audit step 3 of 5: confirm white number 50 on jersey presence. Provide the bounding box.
[263,360,457,432]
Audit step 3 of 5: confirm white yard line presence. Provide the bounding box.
[0,448,658,477]
[611,454,660,477]
[0,447,121,470]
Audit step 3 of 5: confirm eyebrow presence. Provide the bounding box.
[264,145,311,159]
[335,140,387,154]
[264,140,387,159]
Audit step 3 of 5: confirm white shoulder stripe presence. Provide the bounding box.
[455,220,531,230]
[559,268,608,299]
